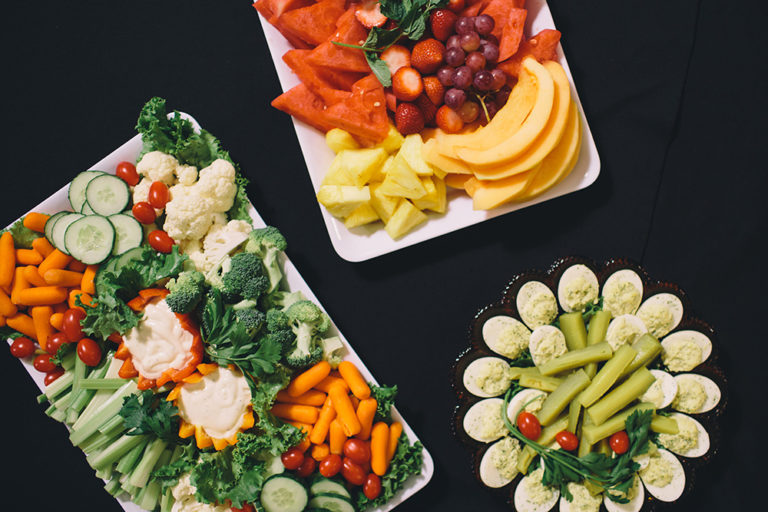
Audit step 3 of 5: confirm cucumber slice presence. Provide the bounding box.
[310,478,351,499]
[68,170,106,212]
[114,246,145,271]
[51,213,85,254]
[107,214,143,256]
[44,211,69,246]
[260,474,309,512]
[94,256,118,295]
[308,493,355,512]
[84,174,130,216]
[63,215,115,265]
[81,201,95,215]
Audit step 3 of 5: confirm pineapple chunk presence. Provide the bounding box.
[326,128,360,153]
[412,176,447,214]
[335,148,389,187]
[317,185,371,218]
[385,200,428,239]
[344,203,379,228]
[369,182,401,224]
[377,124,405,154]
[377,153,427,199]
[371,155,395,183]
[399,134,434,176]
[322,153,356,186]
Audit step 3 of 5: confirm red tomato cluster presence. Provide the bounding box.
[117,164,176,255]
[280,437,383,500]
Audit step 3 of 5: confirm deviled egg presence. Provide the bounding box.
[636,293,683,338]
[656,412,710,458]
[514,465,560,512]
[478,436,522,488]
[603,475,644,512]
[601,269,643,317]
[671,373,720,414]
[638,448,685,502]
[529,325,568,367]
[605,314,647,351]
[558,481,603,512]
[463,398,507,443]
[482,315,531,359]
[463,357,512,398]
[640,370,678,409]
[661,330,712,371]
[517,281,559,330]
[557,264,599,313]
[507,388,547,424]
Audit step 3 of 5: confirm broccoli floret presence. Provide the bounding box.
[165,270,206,314]
[261,290,305,312]
[245,227,287,293]
[266,309,290,332]
[284,300,330,369]
[320,336,346,369]
[211,252,270,304]
[234,307,266,334]
[259,329,296,354]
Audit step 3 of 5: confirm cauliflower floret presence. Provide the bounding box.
[196,220,253,273]
[195,159,238,211]
[177,165,198,186]
[136,151,181,185]
[133,178,152,204]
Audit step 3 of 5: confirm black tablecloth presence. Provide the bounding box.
[2,1,766,510]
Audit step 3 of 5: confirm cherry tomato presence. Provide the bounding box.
[609,431,630,455]
[9,337,36,358]
[116,161,139,186]
[148,181,170,209]
[363,473,382,500]
[33,354,57,373]
[555,430,579,452]
[132,201,157,225]
[62,308,86,342]
[343,438,371,465]
[318,453,342,478]
[46,332,69,355]
[230,503,254,512]
[280,447,305,470]
[341,457,367,486]
[517,411,542,441]
[295,456,316,478]
[148,230,174,253]
[44,368,65,386]
[77,338,102,366]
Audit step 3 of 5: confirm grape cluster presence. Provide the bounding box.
[436,14,510,125]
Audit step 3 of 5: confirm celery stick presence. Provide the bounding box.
[70,380,138,446]
[128,438,167,488]
[136,479,162,511]
[95,464,114,480]
[537,369,591,426]
[70,356,86,406]
[80,378,128,390]
[60,350,77,371]
[116,439,149,475]
[538,341,613,376]
[98,414,125,434]
[160,489,174,512]
[87,433,147,471]
[651,414,679,434]
[80,430,119,455]
[44,370,74,400]
[65,408,80,425]
[68,361,110,417]
[104,476,123,496]
[582,402,655,445]
[47,406,67,422]
[559,312,587,350]
[122,482,139,499]
[586,367,656,425]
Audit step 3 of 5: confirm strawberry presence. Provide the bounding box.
[435,105,464,133]
[395,103,425,135]
[447,0,466,14]
[429,9,458,42]
[415,94,438,126]
[422,76,445,107]
[391,66,424,102]
[410,38,446,75]
[385,90,398,112]
[380,44,411,76]
[355,0,388,29]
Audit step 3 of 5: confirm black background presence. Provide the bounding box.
[1,1,766,510]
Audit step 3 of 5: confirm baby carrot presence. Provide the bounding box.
[276,389,327,407]
[16,249,43,266]
[370,422,390,476]
[329,419,346,455]
[271,403,320,424]
[0,289,17,317]
[31,237,54,258]
[23,213,50,233]
[31,306,54,349]
[387,421,403,462]
[314,375,349,394]
[309,396,337,445]
[7,313,37,339]
[16,286,68,307]
[23,266,47,287]
[68,259,87,272]
[0,315,5,327]
[0,232,15,289]
[338,361,371,400]
[69,289,93,310]
[311,443,330,461]
[355,398,378,441]
[43,269,85,287]
[38,249,71,277]
[287,360,332,397]
[50,312,64,331]
[10,267,29,304]
[81,265,98,295]
[328,381,361,436]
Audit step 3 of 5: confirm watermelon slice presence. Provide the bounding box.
[279,0,347,47]
[498,8,527,61]
[323,74,390,142]
[283,49,353,105]
[306,7,371,73]
[497,29,561,78]
[268,0,313,19]
[271,83,337,133]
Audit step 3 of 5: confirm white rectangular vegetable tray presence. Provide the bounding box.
[5,115,434,512]
[257,0,600,262]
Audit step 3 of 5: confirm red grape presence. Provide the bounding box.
[444,88,467,109]
[473,69,493,91]
[490,68,507,90]
[436,66,455,86]
[481,43,499,63]
[460,32,481,52]
[445,47,465,67]
[446,34,461,50]
[495,86,512,107]
[474,14,494,35]
[466,51,486,72]
[482,34,500,47]
[452,66,472,89]
[455,16,474,35]
[457,101,480,123]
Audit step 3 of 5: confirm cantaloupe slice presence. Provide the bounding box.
[465,164,540,210]
[471,60,571,179]
[422,138,473,175]
[444,174,473,189]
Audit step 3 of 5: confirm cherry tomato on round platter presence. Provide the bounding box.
[319,453,342,478]
[62,308,86,342]
[46,332,69,355]
[343,438,371,465]
[77,338,102,366]
[148,230,174,253]
[148,181,170,209]
[341,457,367,486]
[363,473,382,500]
[555,430,579,452]
[516,411,542,441]
[33,353,57,373]
[280,447,305,471]
[9,337,36,358]
[229,503,254,512]
[610,431,630,454]
[44,368,65,386]
[295,456,316,478]
[116,161,139,186]
[132,201,156,225]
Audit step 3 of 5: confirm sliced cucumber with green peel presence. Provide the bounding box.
[260,474,309,512]
[44,211,69,246]
[81,201,95,215]
[68,170,106,212]
[114,246,145,271]
[107,213,143,256]
[308,493,356,512]
[84,174,130,216]
[94,256,118,295]
[51,213,84,254]
[309,478,350,499]
[63,215,115,265]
